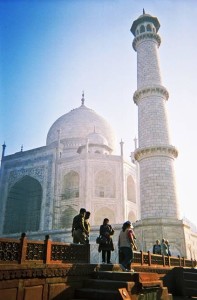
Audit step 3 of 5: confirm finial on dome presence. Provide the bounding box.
[143,8,145,15]
[81,91,85,105]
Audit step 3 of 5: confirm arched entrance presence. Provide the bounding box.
[3,176,42,234]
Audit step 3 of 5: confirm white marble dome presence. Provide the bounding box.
[46,102,117,152]
[87,131,108,146]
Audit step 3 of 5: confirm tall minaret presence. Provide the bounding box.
[130,12,185,254]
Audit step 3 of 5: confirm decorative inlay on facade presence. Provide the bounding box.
[134,145,178,161]
[133,85,169,104]
[132,32,161,51]
[8,166,45,190]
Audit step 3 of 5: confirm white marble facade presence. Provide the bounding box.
[0,99,138,238]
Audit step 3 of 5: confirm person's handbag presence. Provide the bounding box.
[96,235,108,245]
[96,236,102,244]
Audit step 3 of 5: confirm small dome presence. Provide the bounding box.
[87,132,108,146]
[46,103,117,152]
[131,11,160,36]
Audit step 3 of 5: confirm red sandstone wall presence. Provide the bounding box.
[0,264,94,300]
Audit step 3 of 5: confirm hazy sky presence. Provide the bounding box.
[1,0,197,227]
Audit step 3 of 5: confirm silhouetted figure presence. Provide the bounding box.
[98,218,114,264]
[72,208,88,244]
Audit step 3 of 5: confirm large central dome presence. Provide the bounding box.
[46,101,117,152]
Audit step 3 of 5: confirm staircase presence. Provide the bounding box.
[71,267,172,300]
[163,267,197,297]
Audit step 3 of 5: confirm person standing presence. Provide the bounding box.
[84,211,91,244]
[72,208,88,244]
[153,240,161,255]
[118,221,137,272]
[98,218,114,264]
[165,240,171,256]
[161,238,168,256]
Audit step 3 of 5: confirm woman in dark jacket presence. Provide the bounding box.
[98,218,114,264]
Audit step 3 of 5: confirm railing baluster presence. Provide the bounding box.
[182,257,185,267]
[178,255,181,266]
[19,233,27,264]
[140,250,143,265]
[44,235,51,264]
[148,251,151,266]
[162,255,165,267]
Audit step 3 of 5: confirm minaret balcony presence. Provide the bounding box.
[133,32,161,51]
[133,84,169,105]
[134,145,178,161]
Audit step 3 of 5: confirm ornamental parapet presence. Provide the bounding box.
[134,145,178,161]
[133,85,169,105]
[132,32,161,51]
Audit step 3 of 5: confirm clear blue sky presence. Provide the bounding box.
[1,0,197,226]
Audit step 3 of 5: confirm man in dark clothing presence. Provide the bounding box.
[72,208,88,244]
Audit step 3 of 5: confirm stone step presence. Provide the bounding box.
[74,288,122,300]
[92,271,163,287]
[72,271,172,300]
[92,270,136,281]
[74,287,172,300]
[83,278,135,290]
[163,267,197,297]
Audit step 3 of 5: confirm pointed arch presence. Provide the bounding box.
[140,25,145,33]
[62,171,79,199]
[94,207,115,225]
[3,176,42,234]
[127,175,136,202]
[95,170,115,198]
[147,24,152,32]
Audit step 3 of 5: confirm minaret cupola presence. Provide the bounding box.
[131,9,160,37]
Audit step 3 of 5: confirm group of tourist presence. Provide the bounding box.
[153,239,171,256]
[71,208,137,272]
[71,209,173,271]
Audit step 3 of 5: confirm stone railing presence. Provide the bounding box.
[133,250,197,268]
[0,233,90,264]
[0,234,196,268]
